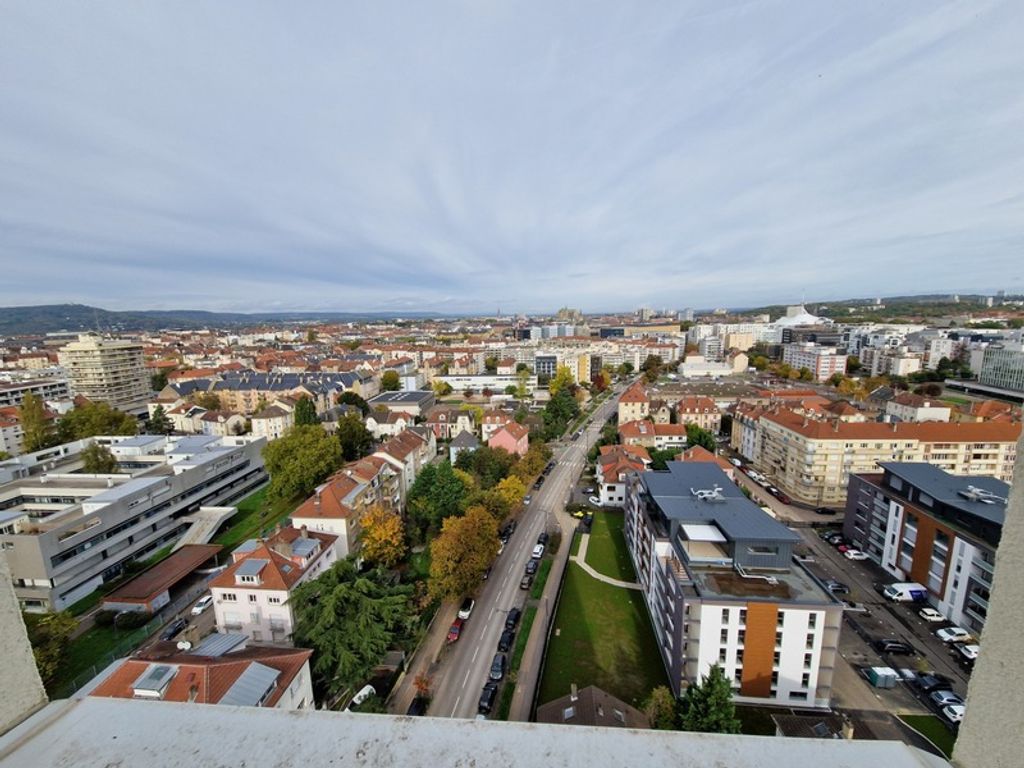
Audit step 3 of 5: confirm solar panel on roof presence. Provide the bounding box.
[218,662,280,707]
[132,664,178,699]
[235,558,268,577]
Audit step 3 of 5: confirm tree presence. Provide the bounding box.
[677,664,741,734]
[481,387,494,399]
[516,368,531,400]
[80,442,117,474]
[194,391,221,411]
[591,369,610,393]
[826,372,845,387]
[845,356,862,375]
[19,392,56,452]
[645,686,678,730]
[542,389,580,440]
[57,402,137,443]
[306,328,318,343]
[750,356,770,371]
[381,371,401,391]
[493,474,527,509]
[915,383,943,397]
[25,611,78,690]
[407,462,469,536]
[641,355,664,384]
[463,387,475,400]
[291,559,414,699]
[685,424,716,452]
[504,385,518,396]
[336,413,374,461]
[454,446,516,489]
[484,356,499,373]
[648,448,678,471]
[145,405,173,435]
[337,391,370,416]
[0,451,10,461]
[293,395,318,426]
[262,424,344,501]
[150,370,169,392]
[548,366,576,397]
[797,367,814,382]
[433,380,453,397]
[616,361,635,377]
[359,505,407,568]
[515,363,530,373]
[428,505,499,601]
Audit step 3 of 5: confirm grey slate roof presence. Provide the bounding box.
[879,462,1008,525]
[450,431,480,449]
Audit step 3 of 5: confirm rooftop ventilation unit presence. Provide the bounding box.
[690,485,727,503]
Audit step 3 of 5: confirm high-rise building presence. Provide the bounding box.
[979,341,1024,394]
[58,334,150,415]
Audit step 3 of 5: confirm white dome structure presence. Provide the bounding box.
[773,304,831,327]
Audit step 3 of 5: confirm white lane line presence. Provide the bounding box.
[462,667,472,687]
[471,644,480,663]
[450,695,461,717]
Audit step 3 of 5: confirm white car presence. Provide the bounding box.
[588,496,601,506]
[532,544,545,559]
[936,626,972,644]
[190,595,214,615]
[523,495,532,506]
[919,607,945,623]
[729,458,743,467]
[956,644,980,662]
[843,549,869,561]
[942,703,966,724]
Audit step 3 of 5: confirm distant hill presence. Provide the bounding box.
[0,304,444,335]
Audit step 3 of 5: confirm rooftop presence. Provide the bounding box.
[879,462,1009,525]
[102,544,222,603]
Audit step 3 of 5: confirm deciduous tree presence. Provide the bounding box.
[685,424,716,452]
[81,442,117,474]
[150,370,169,392]
[293,395,318,426]
[337,391,370,416]
[428,506,499,601]
[548,365,576,397]
[677,664,741,734]
[262,424,343,501]
[493,475,526,509]
[336,413,374,461]
[57,402,137,443]
[359,505,407,568]
[25,611,78,690]
[19,392,56,452]
[381,371,401,391]
[645,686,678,730]
[291,559,414,699]
[194,391,221,411]
[433,381,453,396]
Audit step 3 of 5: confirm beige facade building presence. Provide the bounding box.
[675,396,722,432]
[58,334,150,415]
[754,410,1019,506]
[617,382,649,424]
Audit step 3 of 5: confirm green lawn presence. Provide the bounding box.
[510,605,538,671]
[569,531,581,557]
[538,563,667,709]
[54,619,159,697]
[584,510,637,582]
[530,558,553,599]
[900,714,957,758]
[212,485,298,549]
[940,395,971,406]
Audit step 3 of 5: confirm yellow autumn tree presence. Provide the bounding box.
[359,505,407,568]
[428,505,499,601]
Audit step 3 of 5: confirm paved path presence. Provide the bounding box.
[570,533,642,590]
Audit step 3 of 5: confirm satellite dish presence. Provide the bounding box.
[176,641,192,652]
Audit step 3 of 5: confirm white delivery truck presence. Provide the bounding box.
[882,582,928,602]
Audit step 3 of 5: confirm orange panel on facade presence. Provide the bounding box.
[740,602,778,698]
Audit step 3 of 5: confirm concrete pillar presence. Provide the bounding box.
[0,554,47,735]
[954,432,1024,768]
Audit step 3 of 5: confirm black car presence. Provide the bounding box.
[533,479,543,490]
[537,532,550,545]
[543,463,554,475]
[498,628,515,653]
[815,507,838,515]
[478,682,499,714]
[525,559,539,575]
[519,574,533,590]
[406,697,429,716]
[873,638,915,655]
[160,617,187,641]
[505,607,521,630]
[489,653,507,681]
[915,674,954,694]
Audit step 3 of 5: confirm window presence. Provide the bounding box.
[790,692,808,701]
[720,628,729,644]
[806,633,815,649]
[808,613,817,629]
[735,650,743,664]
[773,651,781,665]
[804,653,813,669]
[248,594,258,603]
[747,545,779,556]
[222,593,237,602]
[737,630,745,645]
[771,671,779,685]
[801,673,811,688]
[738,608,747,625]
[719,649,727,663]
[775,630,783,646]
[268,596,282,605]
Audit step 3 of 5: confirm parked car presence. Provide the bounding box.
[774,490,792,504]
[523,495,532,506]
[588,496,601,506]
[498,628,515,653]
[824,579,849,595]
[160,617,188,641]
[478,682,499,715]
[914,674,954,694]
[929,689,964,708]
[482,565,492,581]
[505,607,521,630]
[458,597,475,620]
[843,549,869,561]
[497,541,505,556]
[873,638,915,655]
[729,458,743,467]
[583,487,595,494]
[489,653,507,681]
[447,618,464,644]
[936,626,972,644]
[519,574,533,590]
[842,600,870,614]
[190,595,213,615]
[814,507,837,515]
[406,697,429,716]
[919,607,945,623]
[571,508,587,518]
[942,704,966,724]
[537,532,549,545]
[955,643,980,663]
[525,559,538,575]
[532,544,545,559]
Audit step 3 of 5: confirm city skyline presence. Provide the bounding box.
[2,2,1022,313]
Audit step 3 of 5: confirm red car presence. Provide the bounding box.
[447,618,464,644]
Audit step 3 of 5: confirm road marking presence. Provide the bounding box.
[462,668,472,686]
[450,695,461,716]
[472,645,480,663]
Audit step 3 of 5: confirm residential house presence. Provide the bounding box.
[200,410,246,437]
[373,428,437,504]
[618,420,688,451]
[449,431,480,464]
[488,422,529,458]
[480,410,514,441]
[536,685,648,729]
[674,445,735,480]
[675,396,722,433]
[649,399,672,425]
[251,402,295,442]
[596,444,651,506]
[617,382,650,424]
[209,526,337,644]
[495,358,517,375]
[365,410,412,440]
[0,407,24,457]
[425,407,475,441]
[885,393,952,423]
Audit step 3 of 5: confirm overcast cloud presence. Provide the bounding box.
[1,1,1022,314]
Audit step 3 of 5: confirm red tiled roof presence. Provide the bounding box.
[675,445,733,472]
[762,409,1021,442]
[619,382,649,404]
[103,545,222,604]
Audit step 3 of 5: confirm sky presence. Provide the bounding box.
[1,1,1022,315]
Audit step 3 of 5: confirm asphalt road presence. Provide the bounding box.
[411,388,621,720]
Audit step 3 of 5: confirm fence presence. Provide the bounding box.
[56,615,165,698]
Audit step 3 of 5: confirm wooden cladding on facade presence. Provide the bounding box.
[740,602,778,698]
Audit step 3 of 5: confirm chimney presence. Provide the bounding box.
[300,525,308,539]
[570,683,578,702]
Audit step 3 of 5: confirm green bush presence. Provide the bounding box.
[114,610,151,629]
[93,609,118,627]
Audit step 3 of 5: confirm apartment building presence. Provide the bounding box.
[89,638,314,710]
[624,463,842,707]
[843,463,1007,636]
[373,428,437,504]
[0,378,71,408]
[781,343,846,382]
[617,382,650,423]
[675,396,722,433]
[753,409,1019,506]
[0,434,267,611]
[250,401,296,441]
[595,445,650,506]
[884,393,952,423]
[979,341,1024,394]
[210,526,337,643]
[618,420,687,451]
[58,334,150,415]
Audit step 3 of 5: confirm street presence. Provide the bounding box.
[388,386,622,720]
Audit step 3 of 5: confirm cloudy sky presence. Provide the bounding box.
[1,2,1022,315]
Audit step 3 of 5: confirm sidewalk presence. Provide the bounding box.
[570,533,641,590]
[387,602,452,715]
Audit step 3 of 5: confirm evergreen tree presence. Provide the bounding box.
[336,413,374,461]
[677,664,741,734]
[381,371,401,391]
[145,405,173,435]
[293,395,318,426]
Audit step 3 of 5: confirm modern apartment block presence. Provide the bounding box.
[0,378,71,408]
[58,334,151,415]
[979,341,1024,395]
[843,463,1006,635]
[781,343,847,382]
[0,434,267,611]
[624,462,842,707]
[752,409,1019,506]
